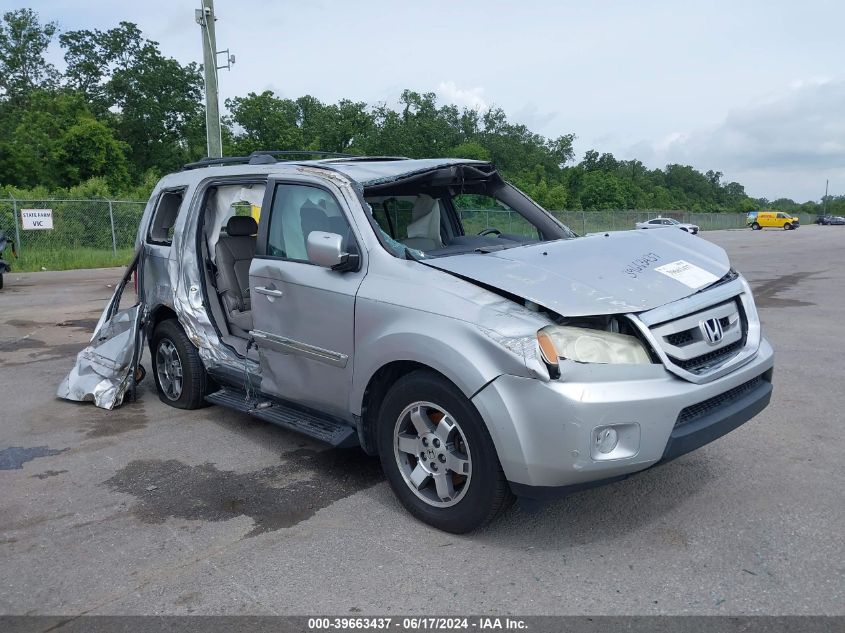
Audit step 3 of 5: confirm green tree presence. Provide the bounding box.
[52,118,130,190]
[580,171,626,209]
[447,141,491,161]
[59,21,203,172]
[226,91,304,153]
[0,9,58,101]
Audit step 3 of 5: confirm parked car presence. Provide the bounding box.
[635,216,699,235]
[0,229,17,289]
[817,215,844,225]
[59,153,774,533]
[748,211,799,230]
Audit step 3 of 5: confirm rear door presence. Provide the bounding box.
[249,176,366,419]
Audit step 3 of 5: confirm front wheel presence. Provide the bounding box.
[752,222,761,230]
[377,370,514,533]
[784,222,793,230]
[151,319,209,409]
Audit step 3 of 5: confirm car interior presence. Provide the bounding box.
[364,189,544,258]
[199,183,265,349]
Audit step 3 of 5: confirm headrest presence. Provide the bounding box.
[226,215,258,236]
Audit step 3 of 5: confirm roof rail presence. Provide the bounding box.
[249,150,353,159]
[182,156,252,170]
[182,150,355,171]
[320,156,410,163]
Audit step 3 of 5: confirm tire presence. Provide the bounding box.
[151,319,209,409]
[0,273,3,290]
[377,370,514,533]
[784,222,792,230]
[752,222,761,230]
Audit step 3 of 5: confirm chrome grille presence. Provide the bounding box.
[650,299,746,376]
[672,339,744,372]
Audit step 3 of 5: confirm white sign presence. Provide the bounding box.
[21,209,53,230]
[654,259,720,289]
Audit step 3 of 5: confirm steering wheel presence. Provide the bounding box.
[477,227,502,237]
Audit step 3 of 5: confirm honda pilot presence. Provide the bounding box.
[59,152,775,533]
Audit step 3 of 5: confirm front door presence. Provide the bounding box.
[249,177,365,419]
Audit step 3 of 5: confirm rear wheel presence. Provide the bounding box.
[151,319,209,409]
[377,370,514,533]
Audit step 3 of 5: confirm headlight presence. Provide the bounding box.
[537,325,651,366]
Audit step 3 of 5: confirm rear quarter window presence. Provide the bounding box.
[146,189,186,246]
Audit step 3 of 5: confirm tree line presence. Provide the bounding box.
[1,8,839,215]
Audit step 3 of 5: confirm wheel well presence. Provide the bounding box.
[146,305,178,341]
[359,361,452,456]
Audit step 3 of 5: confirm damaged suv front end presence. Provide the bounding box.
[470,273,772,498]
[412,221,773,500]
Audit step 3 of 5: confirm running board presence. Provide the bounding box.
[206,389,358,448]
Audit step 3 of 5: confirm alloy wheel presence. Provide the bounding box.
[156,338,183,401]
[393,401,472,508]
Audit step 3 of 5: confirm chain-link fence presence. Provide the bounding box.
[0,196,147,272]
[461,209,819,236]
[0,195,822,273]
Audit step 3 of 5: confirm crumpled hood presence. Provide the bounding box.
[425,229,730,317]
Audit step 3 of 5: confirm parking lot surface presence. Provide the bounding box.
[1,227,843,615]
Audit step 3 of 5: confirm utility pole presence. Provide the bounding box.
[196,0,222,158]
[823,179,829,216]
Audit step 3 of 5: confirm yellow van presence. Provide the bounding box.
[748,211,800,230]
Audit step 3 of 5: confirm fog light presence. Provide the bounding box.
[590,423,640,461]
[595,427,619,454]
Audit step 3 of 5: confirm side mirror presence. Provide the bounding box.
[306,231,359,272]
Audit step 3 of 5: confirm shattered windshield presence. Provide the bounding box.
[365,186,571,258]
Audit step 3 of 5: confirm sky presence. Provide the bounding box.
[18,0,845,202]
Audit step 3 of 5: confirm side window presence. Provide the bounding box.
[147,190,185,245]
[453,194,539,239]
[266,183,354,262]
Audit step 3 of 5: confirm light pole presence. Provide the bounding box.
[823,179,829,216]
[196,0,233,158]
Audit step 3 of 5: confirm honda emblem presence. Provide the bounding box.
[700,318,724,345]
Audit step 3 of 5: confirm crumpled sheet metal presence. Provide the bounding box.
[56,306,141,410]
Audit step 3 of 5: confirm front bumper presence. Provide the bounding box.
[471,337,774,497]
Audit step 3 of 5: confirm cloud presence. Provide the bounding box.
[436,81,489,112]
[628,79,845,199]
[659,79,845,171]
[512,103,559,132]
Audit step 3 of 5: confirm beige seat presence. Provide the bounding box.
[403,195,443,251]
[215,216,257,338]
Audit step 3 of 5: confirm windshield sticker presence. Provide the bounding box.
[654,260,720,289]
[623,252,661,279]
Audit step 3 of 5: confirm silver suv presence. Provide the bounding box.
[59,153,774,533]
